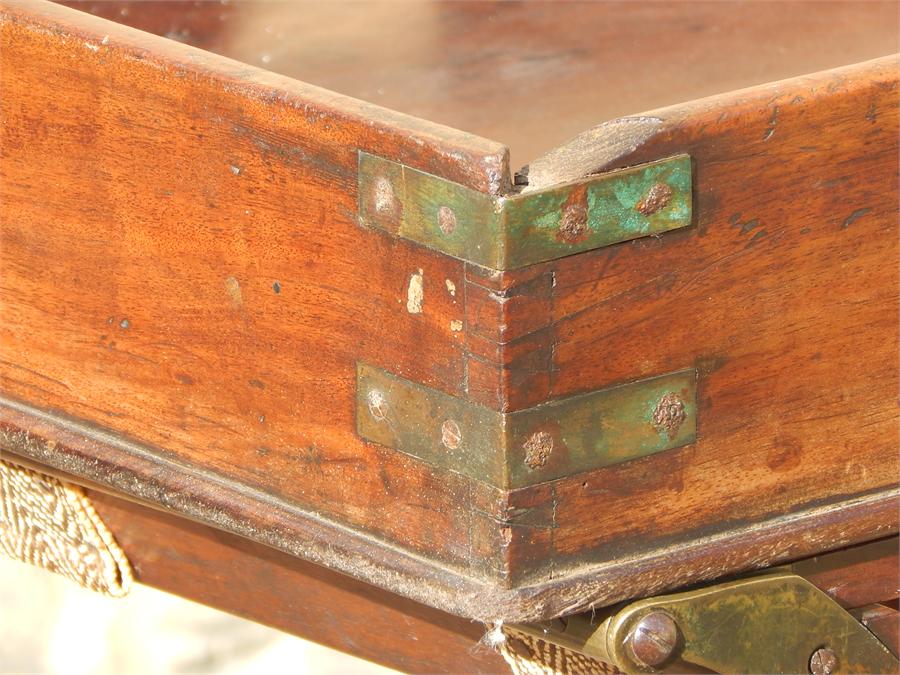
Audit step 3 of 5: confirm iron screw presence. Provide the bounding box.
[559,203,587,242]
[441,419,462,450]
[626,611,678,668]
[809,648,838,675]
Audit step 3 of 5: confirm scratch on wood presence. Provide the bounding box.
[406,269,424,314]
[865,97,878,122]
[841,207,871,229]
[522,116,664,190]
[763,106,779,141]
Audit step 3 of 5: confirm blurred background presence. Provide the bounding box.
[0,556,395,675]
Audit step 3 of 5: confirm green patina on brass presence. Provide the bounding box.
[358,152,692,270]
[506,369,696,487]
[503,155,692,269]
[356,363,697,489]
[358,152,502,265]
[356,362,504,482]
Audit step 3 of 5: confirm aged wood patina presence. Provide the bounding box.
[1,0,898,671]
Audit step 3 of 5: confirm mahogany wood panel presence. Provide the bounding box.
[2,0,898,626]
[792,537,900,609]
[0,399,506,618]
[4,452,895,672]
[486,57,900,592]
[4,402,897,623]
[8,386,899,627]
[0,0,507,577]
[83,489,507,675]
[7,445,895,672]
[60,1,900,168]
[856,605,900,657]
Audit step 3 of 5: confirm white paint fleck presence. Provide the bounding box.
[366,389,387,421]
[450,320,463,332]
[230,165,241,175]
[84,42,100,52]
[445,279,456,297]
[224,276,243,308]
[406,269,424,314]
[101,35,109,45]
[373,176,395,215]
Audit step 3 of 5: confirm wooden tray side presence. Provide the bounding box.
[498,56,900,593]
[2,0,898,625]
[0,0,509,579]
[85,489,507,675]
[57,0,900,169]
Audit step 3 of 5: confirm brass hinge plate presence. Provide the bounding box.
[514,571,900,674]
[358,152,692,270]
[357,363,697,489]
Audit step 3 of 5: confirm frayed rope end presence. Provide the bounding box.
[482,620,507,649]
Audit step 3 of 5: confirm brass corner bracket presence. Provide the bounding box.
[358,152,692,270]
[356,363,697,489]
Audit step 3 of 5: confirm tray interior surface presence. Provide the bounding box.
[64,0,899,170]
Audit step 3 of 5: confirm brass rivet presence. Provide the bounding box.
[651,392,686,439]
[438,206,457,235]
[523,431,553,469]
[809,648,838,675]
[366,389,387,421]
[626,611,678,668]
[441,419,461,449]
[636,182,673,215]
[559,204,587,242]
[372,176,396,215]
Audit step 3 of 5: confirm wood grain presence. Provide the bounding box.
[0,398,506,616]
[8,448,894,671]
[855,604,900,657]
[2,0,898,628]
[83,489,507,675]
[60,0,900,169]
[792,537,900,609]
[492,56,900,591]
[0,0,509,580]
